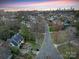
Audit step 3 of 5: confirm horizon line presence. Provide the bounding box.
[0,7,78,12]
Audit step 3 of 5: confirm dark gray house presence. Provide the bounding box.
[9,33,24,47]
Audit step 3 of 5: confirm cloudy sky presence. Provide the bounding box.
[0,0,79,10]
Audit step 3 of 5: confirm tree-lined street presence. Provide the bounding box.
[36,23,63,59]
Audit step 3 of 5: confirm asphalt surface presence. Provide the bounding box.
[36,23,63,59]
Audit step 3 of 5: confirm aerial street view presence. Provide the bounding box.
[0,0,79,59]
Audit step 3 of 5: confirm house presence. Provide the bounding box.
[63,19,70,27]
[9,33,24,47]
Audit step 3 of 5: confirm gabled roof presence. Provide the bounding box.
[10,33,23,46]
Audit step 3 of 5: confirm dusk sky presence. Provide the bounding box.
[0,0,79,10]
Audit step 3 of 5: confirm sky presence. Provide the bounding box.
[0,0,79,10]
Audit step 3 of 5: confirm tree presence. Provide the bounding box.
[10,47,20,55]
[75,11,79,18]
[0,19,4,26]
[0,26,12,41]
[0,19,20,41]
[75,12,79,36]
[75,21,79,36]
[19,24,35,43]
[30,16,45,46]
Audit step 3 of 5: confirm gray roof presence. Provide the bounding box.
[10,33,23,46]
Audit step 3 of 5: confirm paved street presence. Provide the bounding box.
[36,23,63,59]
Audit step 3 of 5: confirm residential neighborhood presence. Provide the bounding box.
[0,8,79,59]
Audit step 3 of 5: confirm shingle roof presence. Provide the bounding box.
[10,33,23,46]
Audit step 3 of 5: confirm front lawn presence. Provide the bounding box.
[58,43,79,59]
[49,26,56,32]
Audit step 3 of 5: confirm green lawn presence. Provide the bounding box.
[51,31,68,44]
[58,43,79,59]
[49,26,56,32]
